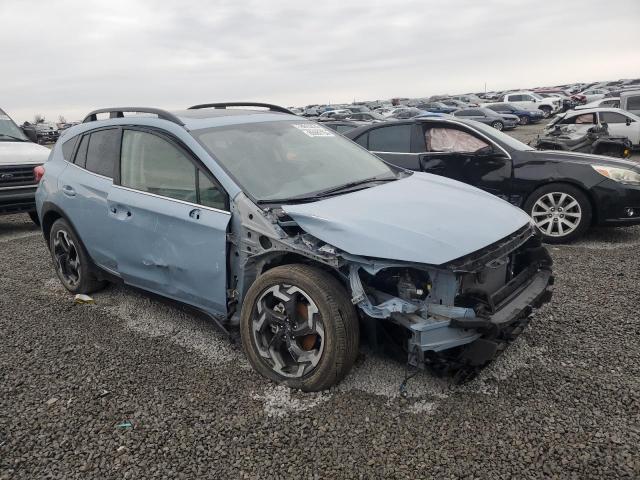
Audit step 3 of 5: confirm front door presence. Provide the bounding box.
[108,128,230,315]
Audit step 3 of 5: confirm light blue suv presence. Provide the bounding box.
[36,103,553,390]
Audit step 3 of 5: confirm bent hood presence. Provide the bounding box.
[282,172,532,266]
[0,141,51,165]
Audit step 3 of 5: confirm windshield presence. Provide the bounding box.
[194,120,396,202]
[531,93,544,100]
[0,110,28,141]
[469,121,535,151]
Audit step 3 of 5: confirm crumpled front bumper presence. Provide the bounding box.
[400,265,554,370]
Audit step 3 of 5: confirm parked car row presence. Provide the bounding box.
[4,97,640,392]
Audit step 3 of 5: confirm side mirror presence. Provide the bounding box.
[626,118,632,126]
[532,99,537,103]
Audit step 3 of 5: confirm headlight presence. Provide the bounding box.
[592,165,640,185]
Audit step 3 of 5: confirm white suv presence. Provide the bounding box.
[0,108,51,223]
[500,91,561,118]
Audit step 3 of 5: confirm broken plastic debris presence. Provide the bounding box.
[74,294,95,305]
[116,421,133,429]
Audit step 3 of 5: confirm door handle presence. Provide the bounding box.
[189,208,201,220]
[62,185,76,197]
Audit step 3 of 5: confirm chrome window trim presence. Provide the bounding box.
[66,159,113,181]
[112,184,231,215]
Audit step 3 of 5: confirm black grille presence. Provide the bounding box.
[0,165,38,188]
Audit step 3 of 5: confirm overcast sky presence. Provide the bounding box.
[2,0,639,123]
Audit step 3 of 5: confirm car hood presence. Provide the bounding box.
[500,114,520,121]
[282,173,532,266]
[525,149,640,171]
[0,141,50,165]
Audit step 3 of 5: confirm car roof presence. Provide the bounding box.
[564,107,629,115]
[171,108,298,129]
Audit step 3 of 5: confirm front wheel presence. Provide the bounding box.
[540,106,552,118]
[491,121,504,131]
[240,264,359,391]
[519,115,530,125]
[524,184,592,243]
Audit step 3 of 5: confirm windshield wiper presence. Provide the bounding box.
[258,175,398,204]
[0,134,27,142]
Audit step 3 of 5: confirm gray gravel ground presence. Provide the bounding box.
[2,124,640,478]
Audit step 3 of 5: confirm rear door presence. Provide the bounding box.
[107,128,230,315]
[57,128,120,272]
[418,124,513,199]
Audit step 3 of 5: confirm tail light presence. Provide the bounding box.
[34,165,45,183]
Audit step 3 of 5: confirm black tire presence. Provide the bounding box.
[28,211,40,226]
[524,183,592,244]
[49,218,107,294]
[491,121,504,131]
[519,115,530,125]
[540,106,552,118]
[240,264,359,391]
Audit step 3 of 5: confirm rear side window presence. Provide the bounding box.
[86,129,120,178]
[562,113,595,125]
[74,135,90,168]
[599,112,629,124]
[367,125,412,153]
[354,133,368,147]
[61,136,78,162]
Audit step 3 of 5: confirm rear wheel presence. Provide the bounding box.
[240,264,359,391]
[519,115,530,125]
[524,184,592,243]
[49,218,107,294]
[491,121,504,131]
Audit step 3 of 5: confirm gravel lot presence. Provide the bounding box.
[2,122,640,478]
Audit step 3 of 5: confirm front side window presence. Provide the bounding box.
[0,109,28,141]
[194,120,395,202]
[425,128,489,153]
[121,129,226,210]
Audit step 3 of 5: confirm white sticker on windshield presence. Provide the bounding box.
[0,115,10,121]
[292,123,334,137]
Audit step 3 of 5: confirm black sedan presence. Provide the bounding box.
[344,118,640,242]
[453,108,519,131]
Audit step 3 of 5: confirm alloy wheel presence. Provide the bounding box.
[531,192,582,238]
[492,121,504,131]
[251,284,324,378]
[53,229,81,287]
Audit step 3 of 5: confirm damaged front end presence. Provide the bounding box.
[229,193,553,382]
[346,224,553,381]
